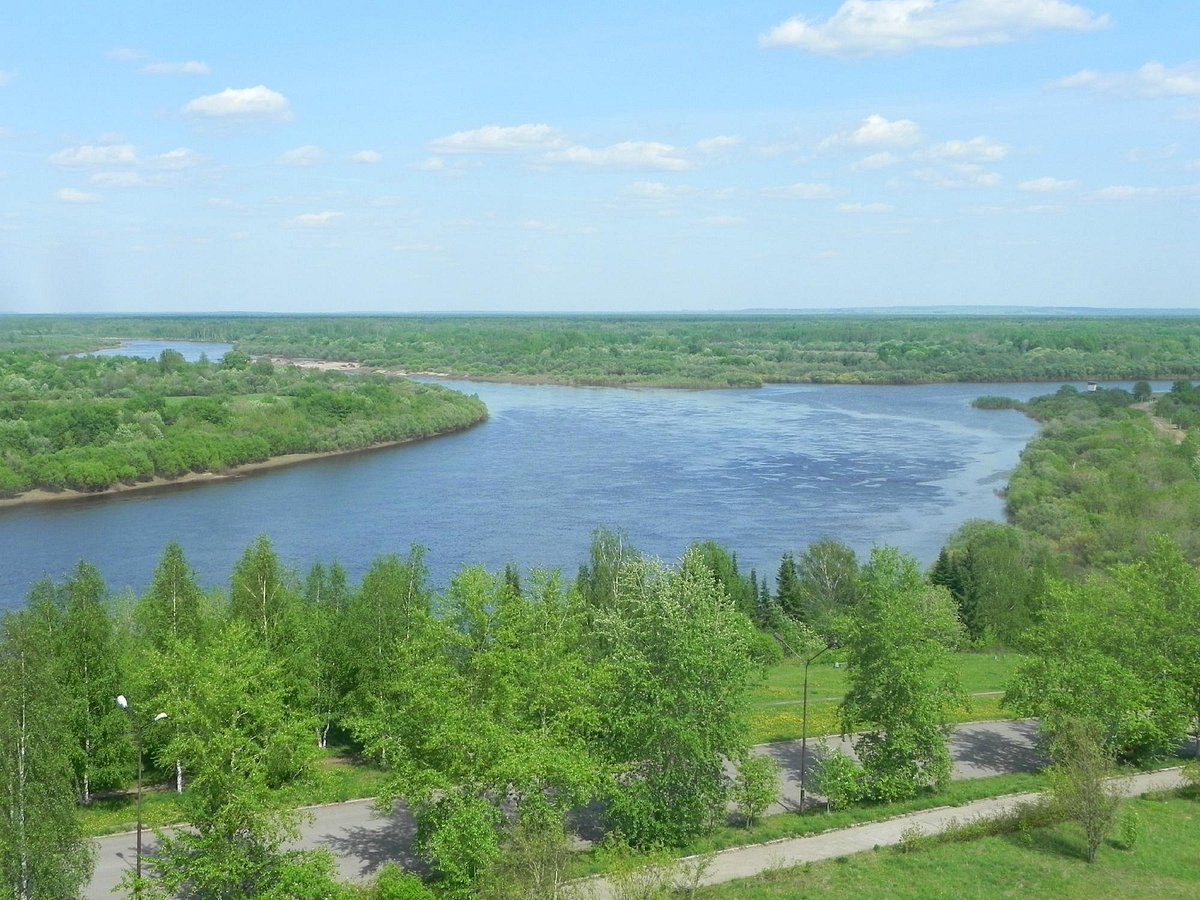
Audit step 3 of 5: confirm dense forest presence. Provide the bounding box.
[0,350,486,497]
[5,314,1200,387]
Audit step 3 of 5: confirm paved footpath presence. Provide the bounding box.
[569,767,1187,898]
[86,719,1040,897]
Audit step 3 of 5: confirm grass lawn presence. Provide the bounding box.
[696,793,1200,898]
[746,651,1022,744]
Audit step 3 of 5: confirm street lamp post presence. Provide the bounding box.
[117,695,167,892]
[799,644,833,813]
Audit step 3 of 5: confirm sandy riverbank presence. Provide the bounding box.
[0,422,482,510]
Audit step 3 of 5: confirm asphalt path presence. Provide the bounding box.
[86,719,1042,897]
[570,767,1187,898]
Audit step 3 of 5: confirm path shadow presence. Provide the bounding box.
[321,803,427,880]
[949,721,1045,777]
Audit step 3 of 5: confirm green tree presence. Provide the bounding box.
[731,755,779,828]
[840,547,965,802]
[137,541,205,650]
[146,620,321,897]
[1046,717,1121,864]
[794,538,859,638]
[931,521,1058,645]
[303,561,350,749]
[594,549,756,846]
[1006,543,1195,762]
[0,605,93,899]
[774,552,803,621]
[60,561,129,803]
[1132,380,1152,402]
[229,534,299,652]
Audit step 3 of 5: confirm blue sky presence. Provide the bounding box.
[1,1,1197,313]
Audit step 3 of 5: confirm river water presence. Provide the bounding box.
[0,341,1094,607]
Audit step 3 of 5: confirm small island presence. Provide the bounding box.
[0,348,487,503]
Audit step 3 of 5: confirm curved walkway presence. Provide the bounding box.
[569,768,1187,898]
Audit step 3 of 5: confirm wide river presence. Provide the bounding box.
[0,340,1118,607]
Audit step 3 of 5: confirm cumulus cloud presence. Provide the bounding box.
[761,0,1108,57]
[56,188,100,203]
[822,114,922,150]
[276,145,328,166]
[183,85,292,122]
[701,214,747,226]
[291,211,344,227]
[429,124,567,154]
[837,201,894,213]
[50,144,138,167]
[1054,62,1200,97]
[91,172,148,188]
[764,182,845,200]
[925,136,1009,162]
[1092,184,1200,200]
[625,180,696,199]
[852,152,901,171]
[546,141,691,171]
[696,135,744,153]
[1019,176,1078,192]
[351,150,383,163]
[143,61,210,75]
[153,147,203,170]
[912,164,1002,189]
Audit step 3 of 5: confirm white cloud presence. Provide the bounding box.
[56,188,100,204]
[1019,176,1078,192]
[351,150,383,164]
[853,151,901,171]
[291,211,344,227]
[143,61,210,75]
[429,124,567,154]
[546,141,691,171]
[822,114,922,150]
[696,135,744,153]
[925,136,1009,162]
[1055,62,1200,97]
[50,144,138,167]
[912,164,1002,189]
[837,201,894,213]
[625,180,695,199]
[1184,160,1200,172]
[1092,184,1200,200]
[106,48,146,61]
[183,85,292,122]
[1097,185,1152,199]
[764,182,845,200]
[91,172,147,188]
[701,214,747,226]
[762,0,1108,57]
[0,71,13,88]
[153,147,203,170]
[277,145,328,166]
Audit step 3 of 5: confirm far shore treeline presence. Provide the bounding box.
[0,349,486,498]
[5,313,1200,387]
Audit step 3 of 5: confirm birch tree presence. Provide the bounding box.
[0,605,92,898]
